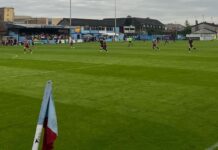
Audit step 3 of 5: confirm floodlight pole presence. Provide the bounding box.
[114,0,117,41]
[69,0,72,39]
[70,0,72,26]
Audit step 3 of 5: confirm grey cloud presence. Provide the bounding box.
[1,0,218,24]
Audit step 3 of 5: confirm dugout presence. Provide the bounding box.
[6,23,70,44]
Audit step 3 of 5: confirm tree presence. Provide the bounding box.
[180,20,192,36]
[185,20,190,27]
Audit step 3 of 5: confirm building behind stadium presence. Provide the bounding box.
[1,7,196,43]
[187,22,218,40]
[58,16,165,41]
[0,14,166,43]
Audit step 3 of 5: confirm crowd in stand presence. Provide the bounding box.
[0,39,18,46]
[28,33,68,41]
[0,33,70,46]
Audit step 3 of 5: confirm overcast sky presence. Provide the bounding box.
[1,0,218,25]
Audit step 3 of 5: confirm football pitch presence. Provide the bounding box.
[0,41,218,150]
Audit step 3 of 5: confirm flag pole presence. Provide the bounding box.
[32,125,43,150]
[32,81,52,150]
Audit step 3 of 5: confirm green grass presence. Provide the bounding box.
[0,41,218,150]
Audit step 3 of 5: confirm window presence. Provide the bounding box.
[106,27,113,31]
[91,27,96,30]
[48,19,52,25]
[84,26,90,30]
[99,27,105,31]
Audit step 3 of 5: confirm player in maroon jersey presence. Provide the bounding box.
[23,39,32,54]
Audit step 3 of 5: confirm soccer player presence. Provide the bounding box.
[128,37,133,47]
[164,39,169,45]
[188,38,196,52]
[99,38,104,50]
[102,39,108,52]
[164,37,169,45]
[152,38,160,50]
[69,36,74,48]
[156,37,161,43]
[23,39,32,54]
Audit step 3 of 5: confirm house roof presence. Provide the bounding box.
[192,22,218,28]
[58,18,102,27]
[6,23,65,29]
[101,18,126,27]
[134,17,164,26]
[58,17,164,27]
[193,28,217,34]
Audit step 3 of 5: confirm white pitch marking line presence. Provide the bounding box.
[206,142,218,150]
[3,71,53,79]
[62,64,105,71]
[0,65,105,80]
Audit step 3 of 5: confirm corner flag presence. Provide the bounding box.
[32,81,58,150]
